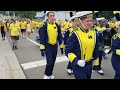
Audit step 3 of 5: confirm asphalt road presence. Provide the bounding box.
[6,31,115,79]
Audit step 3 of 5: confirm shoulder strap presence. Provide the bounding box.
[42,21,47,32]
[55,22,59,29]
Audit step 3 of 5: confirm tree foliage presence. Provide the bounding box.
[0,11,116,20]
[14,11,37,19]
[98,11,114,20]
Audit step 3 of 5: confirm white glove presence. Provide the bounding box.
[77,60,86,67]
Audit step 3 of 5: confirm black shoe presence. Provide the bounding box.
[15,46,18,49]
[12,46,14,50]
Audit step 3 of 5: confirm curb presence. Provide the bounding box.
[0,37,26,79]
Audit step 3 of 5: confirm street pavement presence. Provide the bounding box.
[0,33,26,79]
[5,31,115,79]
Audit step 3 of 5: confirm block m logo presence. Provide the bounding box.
[88,35,92,39]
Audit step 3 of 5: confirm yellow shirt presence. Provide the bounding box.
[39,22,43,28]
[113,11,119,14]
[60,22,65,32]
[36,22,40,28]
[63,21,68,30]
[96,26,106,31]
[64,21,72,31]
[20,22,26,29]
[61,27,65,32]
[47,22,58,45]
[30,23,34,29]
[17,22,21,26]
[10,23,20,36]
[7,23,10,27]
[27,24,31,29]
[108,22,116,28]
[115,21,119,28]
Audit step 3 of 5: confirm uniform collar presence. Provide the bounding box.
[73,27,78,30]
[47,21,55,25]
[79,26,89,33]
[71,26,78,30]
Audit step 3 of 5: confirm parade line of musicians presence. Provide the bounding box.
[1,11,120,79]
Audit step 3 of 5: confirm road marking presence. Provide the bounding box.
[20,34,40,46]
[26,37,40,46]
[21,56,69,70]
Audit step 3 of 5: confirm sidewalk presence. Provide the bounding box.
[0,36,26,79]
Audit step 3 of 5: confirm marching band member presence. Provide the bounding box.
[93,17,107,75]
[111,28,120,79]
[39,11,63,79]
[64,14,80,74]
[65,11,99,79]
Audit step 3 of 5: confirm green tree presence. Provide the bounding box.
[98,11,114,20]
[0,11,9,15]
[14,11,37,19]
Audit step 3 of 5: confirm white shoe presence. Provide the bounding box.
[50,75,55,79]
[97,70,104,75]
[92,70,95,73]
[67,69,72,74]
[43,75,51,79]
